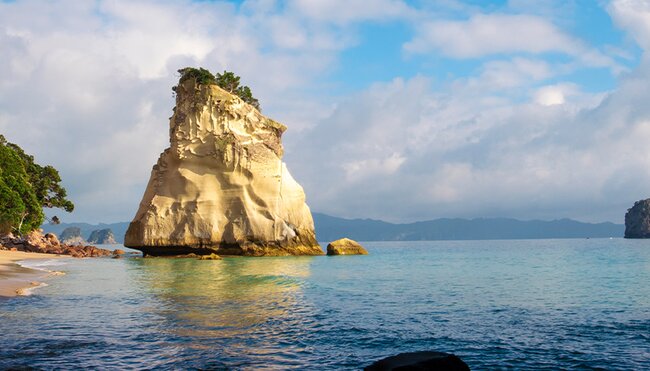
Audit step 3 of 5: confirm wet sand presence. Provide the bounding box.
[0,251,66,298]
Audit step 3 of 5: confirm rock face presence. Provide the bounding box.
[0,230,112,258]
[60,227,87,246]
[326,238,368,255]
[364,351,470,371]
[625,199,650,238]
[124,75,322,256]
[88,229,117,244]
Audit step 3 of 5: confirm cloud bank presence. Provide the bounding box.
[0,0,647,224]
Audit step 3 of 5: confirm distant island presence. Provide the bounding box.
[624,198,650,238]
[42,213,623,243]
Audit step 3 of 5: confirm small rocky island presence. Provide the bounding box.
[88,229,117,244]
[60,227,87,246]
[624,199,650,238]
[125,68,322,256]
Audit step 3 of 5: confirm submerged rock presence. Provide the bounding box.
[197,253,222,260]
[365,351,470,371]
[125,70,322,257]
[326,238,368,255]
[625,199,650,238]
[88,229,118,244]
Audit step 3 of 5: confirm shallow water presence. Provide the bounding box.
[1,239,649,370]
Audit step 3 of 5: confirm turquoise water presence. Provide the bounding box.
[1,239,649,369]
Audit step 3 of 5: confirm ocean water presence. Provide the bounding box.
[1,239,649,370]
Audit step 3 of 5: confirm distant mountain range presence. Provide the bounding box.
[41,213,624,244]
[312,213,623,241]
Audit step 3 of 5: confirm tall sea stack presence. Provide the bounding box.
[124,71,322,256]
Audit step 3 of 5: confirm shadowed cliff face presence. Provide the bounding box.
[125,78,322,256]
[624,199,650,238]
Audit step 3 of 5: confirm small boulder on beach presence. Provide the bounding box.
[326,238,368,256]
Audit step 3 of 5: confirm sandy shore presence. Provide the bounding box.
[0,251,67,298]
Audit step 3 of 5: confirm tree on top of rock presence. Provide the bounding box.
[215,71,261,111]
[177,67,216,86]
[176,68,261,111]
[214,71,240,93]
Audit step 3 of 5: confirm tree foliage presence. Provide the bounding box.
[176,68,261,111]
[0,135,73,234]
[214,71,240,94]
[215,71,261,111]
[177,67,216,86]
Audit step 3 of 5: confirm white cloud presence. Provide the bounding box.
[473,57,554,89]
[288,48,650,223]
[343,152,406,182]
[533,83,580,106]
[403,12,619,73]
[0,0,343,222]
[405,14,582,57]
[609,0,650,51]
[0,0,647,226]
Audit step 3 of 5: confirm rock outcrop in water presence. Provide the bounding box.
[88,229,117,244]
[624,199,650,238]
[59,227,87,246]
[326,238,368,255]
[125,70,322,256]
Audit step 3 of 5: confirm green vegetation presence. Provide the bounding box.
[177,67,216,86]
[176,67,261,111]
[0,135,73,234]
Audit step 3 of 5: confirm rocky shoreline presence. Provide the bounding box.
[0,230,114,258]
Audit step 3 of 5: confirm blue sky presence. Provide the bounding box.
[1,0,650,224]
[332,1,638,94]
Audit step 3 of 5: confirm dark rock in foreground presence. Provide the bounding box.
[88,228,117,244]
[625,199,650,238]
[326,238,368,255]
[365,351,470,371]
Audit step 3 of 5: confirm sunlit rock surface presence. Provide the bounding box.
[326,238,368,255]
[125,77,322,256]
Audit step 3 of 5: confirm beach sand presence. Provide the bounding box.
[0,251,66,298]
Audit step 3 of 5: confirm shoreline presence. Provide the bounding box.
[0,251,67,298]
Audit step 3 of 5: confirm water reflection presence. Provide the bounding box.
[125,256,318,367]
